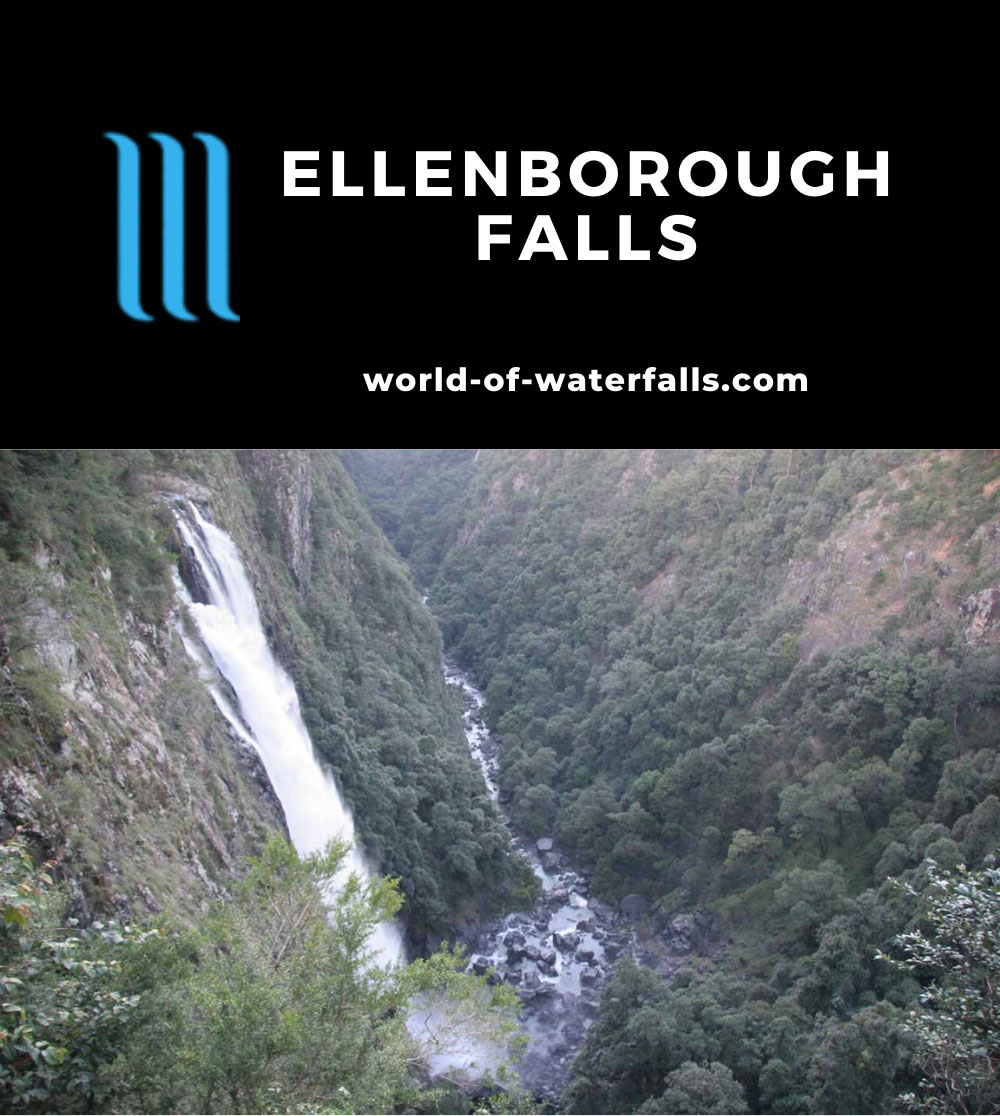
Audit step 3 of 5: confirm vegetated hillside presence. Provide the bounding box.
[0,450,285,923]
[341,449,477,589]
[348,448,1000,1113]
[0,450,530,939]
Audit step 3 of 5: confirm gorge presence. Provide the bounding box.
[444,659,637,1100]
[171,494,633,1099]
[1,448,997,1115]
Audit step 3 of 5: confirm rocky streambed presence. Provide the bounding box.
[444,662,636,1102]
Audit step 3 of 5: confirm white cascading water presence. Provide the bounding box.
[172,500,405,967]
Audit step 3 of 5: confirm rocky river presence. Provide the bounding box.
[444,661,635,1102]
[443,660,724,1103]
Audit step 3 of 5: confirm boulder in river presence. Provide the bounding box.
[536,837,554,852]
[472,956,490,975]
[580,966,600,986]
[575,947,595,963]
[553,931,580,952]
[507,941,528,964]
[505,931,528,961]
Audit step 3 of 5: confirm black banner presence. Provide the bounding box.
[84,80,948,445]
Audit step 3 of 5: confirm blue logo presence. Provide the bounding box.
[104,132,239,322]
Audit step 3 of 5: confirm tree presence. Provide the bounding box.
[562,959,673,1114]
[403,944,525,1088]
[637,1061,749,1114]
[774,861,849,943]
[112,834,525,1114]
[112,835,411,1113]
[513,783,557,837]
[876,857,999,1114]
[960,797,1000,865]
[778,763,860,857]
[849,760,905,830]
[805,1003,915,1114]
[0,832,146,1113]
[723,828,765,884]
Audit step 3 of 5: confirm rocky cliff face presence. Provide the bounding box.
[235,450,314,591]
[0,500,286,923]
[776,456,1000,658]
[0,451,333,923]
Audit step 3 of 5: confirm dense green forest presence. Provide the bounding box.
[346,448,1000,1114]
[1,448,997,1113]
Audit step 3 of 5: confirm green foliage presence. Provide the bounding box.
[471,1075,546,1114]
[111,833,420,1113]
[233,452,531,937]
[350,448,997,897]
[5,447,995,1112]
[638,1061,749,1114]
[876,856,1000,1114]
[0,832,525,1114]
[803,1003,917,1115]
[143,836,522,1112]
[342,449,477,589]
[774,861,849,943]
[0,832,147,1113]
[353,449,997,921]
[0,450,173,625]
[347,448,999,1113]
[564,955,917,1115]
[402,941,526,1082]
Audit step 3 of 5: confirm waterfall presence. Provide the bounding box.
[172,500,405,967]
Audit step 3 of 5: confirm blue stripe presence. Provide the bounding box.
[104,134,153,322]
[150,134,197,321]
[194,133,239,322]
